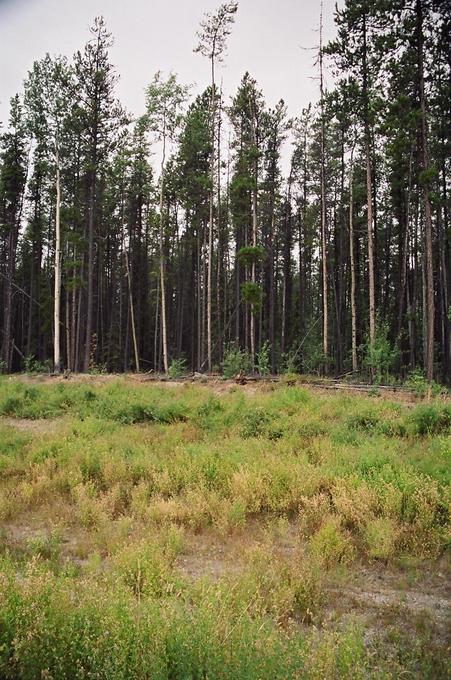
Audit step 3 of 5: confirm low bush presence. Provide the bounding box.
[364,517,398,561]
[408,403,451,436]
[168,357,188,378]
[309,517,356,569]
[222,343,252,378]
[405,369,443,398]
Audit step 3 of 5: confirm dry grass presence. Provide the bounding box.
[0,375,449,678]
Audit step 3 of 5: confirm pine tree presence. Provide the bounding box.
[195,1,238,371]
[0,95,28,371]
[75,16,123,372]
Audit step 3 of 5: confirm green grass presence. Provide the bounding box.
[0,376,449,678]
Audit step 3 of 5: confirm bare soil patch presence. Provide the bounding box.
[175,522,450,644]
[2,511,449,646]
[3,417,60,435]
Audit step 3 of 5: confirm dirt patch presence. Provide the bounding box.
[175,520,300,580]
[176,526,256,580]
[323,561,451,646]
[176,527,450,644]
[2,511,449,646]
[3,417,61,435]
[1,516,94,564]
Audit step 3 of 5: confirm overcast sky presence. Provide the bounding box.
[0,0,340,129]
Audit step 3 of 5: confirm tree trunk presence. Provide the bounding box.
[159,124,169,374]
[365,142,376,347]
[416,0,434,382]
[83,174,96,372]
[207,56,216,372]
[349,143,358,373]
[362,10,376,349]
[124,248,140,372]
[250,109,258,368]
[319,5,328,367]
[53,160,62,372]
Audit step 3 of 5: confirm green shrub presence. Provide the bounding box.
[364,517,398,561]
[112,403,159,424]
[309,517,356,569]
[362,322,399,384]
[168,357,188,378]
[405,369,442,398]
[257,340,271,376]
[1,396,22,417]
[222,343,252,378]
[409,404,451,436]
[23,354,51,374]
[347,411,380,432]
[241,408,272,438]
[26,529,62,562]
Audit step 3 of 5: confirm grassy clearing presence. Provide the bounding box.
[0,376,449,678]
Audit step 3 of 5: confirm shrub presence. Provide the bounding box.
[364,517,398,561]
[26,529,62,562]
[309,517,356,569]
[168,357,188,378]
[197,396,222,418]
[222,343,252,378]
[299,493,332,536]
[409,404,451,436]
[1,396,22,417]
[240,408,272,438]
[347,410,380,432]
[112,538,176,597]
[257,340,271,376]
[113,403,159,424]
[276,351,295,374]
[362,322,399,384]
[331,478,378,530]
[23,354,51,374]
[405,369,442,398]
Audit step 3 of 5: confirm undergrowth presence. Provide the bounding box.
[0,376,449,678]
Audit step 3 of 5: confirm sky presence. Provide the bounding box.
[0,0,340,129]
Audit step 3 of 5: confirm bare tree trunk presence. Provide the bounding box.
[124,249,140,372]
[365,142,376,347]
[197,229,202,368]
[319,4,328,366]
[216,85,223,364]
[53,161,62,372]
[250,114,258,368]
[206,56,216,373]
[70,252,77,371]
[362,10,376,351]
[159,124,169,374]
[416,0,434,382]
[83,169,96,372]
[2,239,16,371]
[349,143,358,373]
[1,143,27,371]
[154,274,160,371]
[269,212,275,372]
[66,286,71,370]
[397,147,414,342]
[421,213,427,367]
